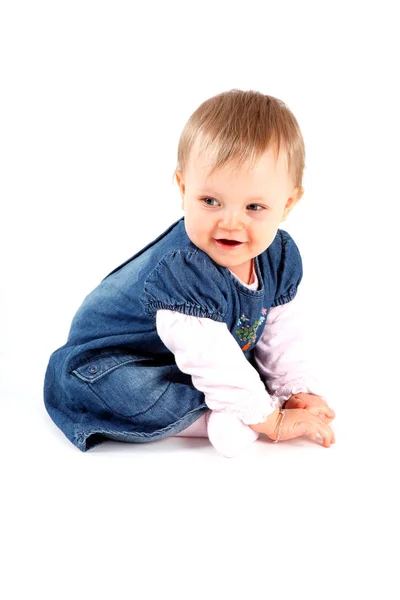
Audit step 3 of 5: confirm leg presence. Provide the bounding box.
[174,411,209,437]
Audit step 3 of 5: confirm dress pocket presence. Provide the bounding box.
[71,352,172,419]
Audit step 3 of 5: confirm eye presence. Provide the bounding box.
[202,197,219,206]
[247,204,264,211]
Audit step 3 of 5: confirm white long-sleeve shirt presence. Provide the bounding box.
[156,260,325,456]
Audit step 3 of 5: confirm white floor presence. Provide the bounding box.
[2,368,399,599]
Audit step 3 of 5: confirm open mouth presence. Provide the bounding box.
[215,239,244,249]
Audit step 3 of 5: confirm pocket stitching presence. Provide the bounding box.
[72,357,141,383]
[86,368,173,419]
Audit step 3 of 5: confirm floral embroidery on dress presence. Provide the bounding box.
[235,308,268,351]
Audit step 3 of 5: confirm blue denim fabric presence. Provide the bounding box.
[44,217,302,451]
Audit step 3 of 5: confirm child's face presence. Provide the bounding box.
[175,143,303,283]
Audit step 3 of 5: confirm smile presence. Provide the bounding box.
[214,239,244,250]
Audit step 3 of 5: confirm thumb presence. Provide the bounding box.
[286,397,307,409]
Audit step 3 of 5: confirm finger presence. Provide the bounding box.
[302,415,335,447]
[294,421,313,438]
[318,410,333,422]
[321,403,335,420]
[315,420,335,447]
[325,407,335,418]
[316,407,335,423]
[303,405,327,418]
[285,398,307,409]
[307,398,335,420]
[306,429,318,442]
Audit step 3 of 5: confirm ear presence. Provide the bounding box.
[175,170,185,209]
[281,186,304,222]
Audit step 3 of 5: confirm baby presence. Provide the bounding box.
[44,89,335,457]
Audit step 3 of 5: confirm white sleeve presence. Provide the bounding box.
[254,294,327,408]
[156,309,275,425]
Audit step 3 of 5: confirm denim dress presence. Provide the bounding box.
[44,218,302,451]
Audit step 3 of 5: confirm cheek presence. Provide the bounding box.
[248,222,274,245]
[185,219,204,242]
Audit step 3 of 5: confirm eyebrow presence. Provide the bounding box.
[199,191,267,202]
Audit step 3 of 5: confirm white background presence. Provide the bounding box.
[1,1,399,598]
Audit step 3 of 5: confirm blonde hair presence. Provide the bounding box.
[176,89,305,188]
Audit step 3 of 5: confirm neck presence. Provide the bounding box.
[230,259,254,285]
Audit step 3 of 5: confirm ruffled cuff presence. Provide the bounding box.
[221,390,275,426]
[269,377,328,409]
[203,385,275,425]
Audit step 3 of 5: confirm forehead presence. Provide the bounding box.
[186,141,290,188]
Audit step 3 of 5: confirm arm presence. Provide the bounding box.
[254,293,328,408]
[156,309,276,425]
[156,309,281,456]
[156,309,334,450]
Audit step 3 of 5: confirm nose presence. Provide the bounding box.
[218,208,244,231]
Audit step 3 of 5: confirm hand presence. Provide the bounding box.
[284,393,335,424]
[250,407,335,447]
